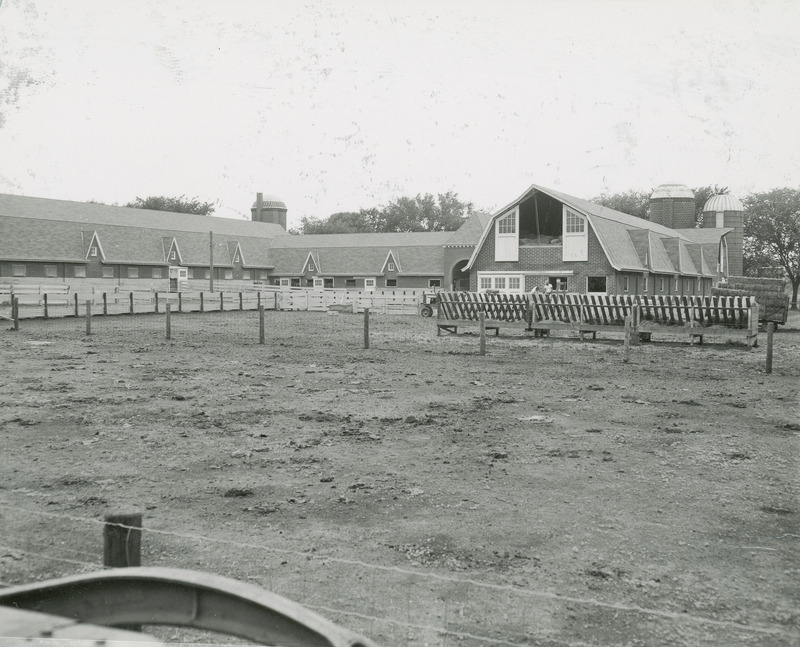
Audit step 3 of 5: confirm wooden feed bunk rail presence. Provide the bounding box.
[436,292,760,347]
[436,291,529,336]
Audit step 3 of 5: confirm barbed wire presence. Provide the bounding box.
[0,502,793,640]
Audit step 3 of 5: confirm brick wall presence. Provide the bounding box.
[470,227,616,293]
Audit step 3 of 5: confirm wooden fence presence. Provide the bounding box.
[436,292,760,346]
[0,284,429,320]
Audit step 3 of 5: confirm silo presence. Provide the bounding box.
[251,192,288,230]
[702,193,744,277]
[649,183,696,229]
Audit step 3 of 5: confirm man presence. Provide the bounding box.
[544,281,553,295]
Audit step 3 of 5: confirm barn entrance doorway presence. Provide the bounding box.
[452,260,470,291]
[169,266,188,292]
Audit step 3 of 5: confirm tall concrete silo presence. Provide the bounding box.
[251,193,288,230]
[702,193,745,277]
[649,183,696,229]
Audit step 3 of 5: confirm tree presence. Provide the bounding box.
[292,211,375,235]
[742,188,800,308]
[692,185,729,226]
[591,190,651,220]
[293,192,473,234]
[125,195,215,216]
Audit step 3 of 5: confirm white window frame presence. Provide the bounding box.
[279,278,291,287]
[12,264,26,277]
[313,277,324,288]
[233,251,240,264]
[364,278,376,291]
[562,206,588,262]
[428,279,441,288]
[549,276,567,291]
[388,262,395,271]
[494,207,519,262]
[102,266,114,278]
[151,267,162,279]
[224,269,233,280]
[242,269,252,280]
[73,265,87,278]
[170,251,176,261]
[91,246,98,257]
[44,264,57,278]
[476,272,524,294]
[127,267,139,279]
[308,262,315,272]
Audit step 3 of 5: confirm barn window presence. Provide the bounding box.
[91,246,98,257]
[477,273,524,294]
[308,262,315,272]
[258,270,268,280]
[170,251,176,261]
[44,265,57,278]
[364,278,376,291]
[659,277,665,292]
[623,276,629,292]
[242,270,251,280]
[102,266,114,278]
[386,279,397,287]
[224,269,233,280]
[587,276,607,294]
[388,262,395,271]
[497,212,516,234]
[291,278,301,287]
[127,267,139,278]
[151,267,162,279]
[74,265,86,278]
[643,275,648,292]
[565,209,585,233]
[549,277,567,291]
[674,276,679,292]
[204,270,211,279]
[345,278,356,288]
[12,264,26,277]
[429,279,441,288]
[233,252,240,263]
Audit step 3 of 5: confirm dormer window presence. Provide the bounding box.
[388,262,395,271]
[170,251,176,261]
[233,252,240,263]
[497,212,516,234]
[91,247,98,257]
[308,262,315,272]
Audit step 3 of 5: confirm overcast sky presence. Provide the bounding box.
[1,0,798,228]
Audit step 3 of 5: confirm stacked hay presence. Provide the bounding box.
[713,276,790,324]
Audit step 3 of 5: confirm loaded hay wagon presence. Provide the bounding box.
[712,276,790,329]
[435,291,760,347]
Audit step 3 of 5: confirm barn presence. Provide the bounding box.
[464,183,732,297]
[0,193,489,292]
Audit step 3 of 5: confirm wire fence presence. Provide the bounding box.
[1,503,790,647]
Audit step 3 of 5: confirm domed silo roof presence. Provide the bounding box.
[703,193,744,212]
[252,194,287,210]
[650,183,695,200]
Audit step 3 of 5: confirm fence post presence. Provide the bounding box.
[74,292,79,317]
[103,292,108,316]
[257,292,261,309]
[12,297,19,331]
[259,305,265,344]
[154,292,159,314]
[178,292,182,313]
[239,292,243,311]
[623,314,631,363]
[129,292,134,315]
[43,293,49,319]
[200,292,204,312]
[631,305,640,346]
[103,509,142,631]
[220,291,224,311]
[766,322,774,374]
[363,307,370,349]
[479,311,486,356]
[85,300,92,335]
[166,303,172,340]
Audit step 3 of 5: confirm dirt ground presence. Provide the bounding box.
[1,309,798,647]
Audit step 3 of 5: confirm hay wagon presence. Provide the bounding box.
[713,276,790,328]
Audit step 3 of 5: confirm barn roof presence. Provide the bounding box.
[465,183,718,276]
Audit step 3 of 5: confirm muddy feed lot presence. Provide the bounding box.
[1,309,798,647]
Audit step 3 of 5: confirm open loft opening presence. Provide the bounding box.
[519,190,564,245]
